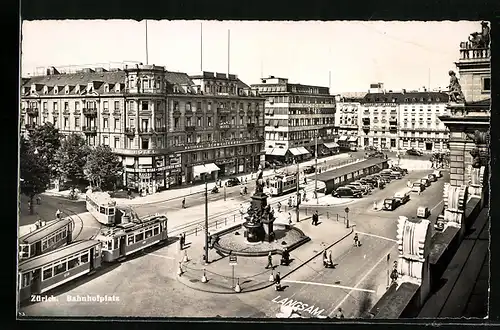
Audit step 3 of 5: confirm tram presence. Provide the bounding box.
[18,218,73,261]
[95,213,168,262]
[18,240,102,303]
[268,173,299,196]
[86,189,116,225]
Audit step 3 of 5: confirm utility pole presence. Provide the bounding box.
[315,129,318,204]
[295,160,300,223]
[204,174,209,264]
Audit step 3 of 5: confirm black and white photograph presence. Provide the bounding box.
[18,19,490,319]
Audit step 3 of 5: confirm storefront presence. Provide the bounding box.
[348,136,358,151]
[337,136,349,150]
[323,141,340,155]
[215,158,237,177]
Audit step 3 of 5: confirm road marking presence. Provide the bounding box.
[147,253,175,260]
[328,247,394,317]
[282,280,375,293]
[356,231,398,243]
[430,200,444,213]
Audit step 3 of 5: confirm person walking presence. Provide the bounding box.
[179,234,184,250]
[327,250,333,267]
[277,201,282,213]
[334,308,345,319]
[55,209,61,220]
[287,212,292,225]
[323,250,328,267]
[288,196,292,208]
[265,252,273,269]
[36,195,41,205]
[313,210,319,225]
[353,233,360,247]
[182,198,186,209]
[274,271,282,291]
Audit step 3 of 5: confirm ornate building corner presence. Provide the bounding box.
[467,165,485,199]
[395,216,432,305]
[442,183,468,230]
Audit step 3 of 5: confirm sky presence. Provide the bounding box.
[21,20,481,94]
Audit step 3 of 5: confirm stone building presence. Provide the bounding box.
[334,95,364,150]
[251,76,337,164]
[21,64,265,193]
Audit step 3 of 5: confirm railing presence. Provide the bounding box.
[185,125,196,132]
[219,122,231,129]
[82,108,98,116]
[82,126,97,133]
[400,127,448,132]
[138,128,155,135]
[459,44,490,60]
[124,127,136,136]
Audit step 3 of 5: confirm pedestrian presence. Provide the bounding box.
[313,190,318,199]
[266,252,273,269]
[277,201,282,213]
[287,212,292,225]
[244,186,248,195]
[182,233,186,247]
[327,250,333,266]
[28,200,32,212]
[274,271,282,291]
[182,198,186,209]
[288,196,292,208]
[334,308,345,319]
[245,177,248,184]
[240,204,245,220]
[323,250,328,267]
[179,234,183,250]
[354,233,360,247]
[36,195,41,205]
[303,177,307,185]
[314,210,319,225]
[55,209,61,220]
[373,201,377,210]
[127,189,132,199]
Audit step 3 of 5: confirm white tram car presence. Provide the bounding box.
[268,174,299,196]
[86,189,116,225]
[94,214,168,262]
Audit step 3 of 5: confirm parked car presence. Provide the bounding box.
[333,187,362,198]
[365,145,378,151]
[411,182,425,193]
[391,166,408,175]
[358,178,377,188]
[433,169,443,178]
[420,177,430,187]
[225,178,241,187]
[350,182,371,194]
[367,151,385,158]
[362,176,379,186]
[435,215,445,231]
[406,148,423,156]
[427,173,437,182]
[394,188,411,204]
[417,206,430,218]
[303,166,315,174]
[383,198,400,211]
[390,171,403,180]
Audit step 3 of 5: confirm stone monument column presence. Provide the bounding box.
[395,216,432,308]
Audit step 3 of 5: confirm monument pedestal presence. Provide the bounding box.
[262,218,276,243]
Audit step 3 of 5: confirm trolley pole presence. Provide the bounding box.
[315,129,318,205]
[204,175,209,264]
[224,184,226,201]
[296,160,300,223]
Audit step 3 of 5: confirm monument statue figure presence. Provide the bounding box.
[468,21,490,48]
[447,70,465,103]
[255,165,265,194]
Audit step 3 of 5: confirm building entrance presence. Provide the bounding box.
[425,142,433,151]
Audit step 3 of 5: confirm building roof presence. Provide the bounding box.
[165,71,194,86]
[22,70,126,88]
[316,158,388,182]
[362,91,449,104]
[466,98,490,107]
[19,218,73,244]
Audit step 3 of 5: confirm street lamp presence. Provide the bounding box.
[315,129,318,205]
[295,159,300,223]
[344,207,350,228]
[204,172,209,264]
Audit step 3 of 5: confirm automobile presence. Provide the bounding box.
[352,182,372,194]
[332,187,362,198]
[406,148,423,156]
[411,182,425,193]
[391,166,408,175]
[361,176,379,186]
[420,177,430,187]
[417,206,430,218]
[344,184,368,195]
[364,145,378,151]
[434,215,445,231]
[367,151,385,158]
[303,166,316,174]
[427,173,437,182]
[394,188,411,204]
[389,171,403,180]
[357,178,377,188]
[433,169,442,178]
[225,178,241,187]
[372,174,391,184]
[383,198,400,211]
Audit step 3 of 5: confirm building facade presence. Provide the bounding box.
[359,91,449,152]
[334,96,364,150]
[251,76,336,164]
[21,65,265,193]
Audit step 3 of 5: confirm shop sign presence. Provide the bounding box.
[125,164,182,173]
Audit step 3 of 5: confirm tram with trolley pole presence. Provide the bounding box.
[18,218,74,261]
[94,212,168,262]
[85,189,117,225]
[267,173,301,196]
[18,240,102,303]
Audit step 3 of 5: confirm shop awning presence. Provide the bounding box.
[348,136,358,143]
[338,136,348,141]
[323,142,339,149]
[289,148,302,156]
[267,148,288,156]
[298,147,310,155]
[124,157,135,166]
[193,163,220,176]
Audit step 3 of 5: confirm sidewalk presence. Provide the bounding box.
[388,157,433,171]
[176,209,353,294]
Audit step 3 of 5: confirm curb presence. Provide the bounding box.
[176,225,354,294]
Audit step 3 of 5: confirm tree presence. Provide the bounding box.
[84,145,123,190]
[20,136,51,214]
[55,133,90,187]
[27,122,62,177]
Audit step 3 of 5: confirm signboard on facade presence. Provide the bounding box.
[229,255,237,266]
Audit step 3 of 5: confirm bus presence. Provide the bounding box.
[18,218,73,261]
[94,214,168,262]
[18,240,102,303]
[267,173,299,196]
[86,189,116,225]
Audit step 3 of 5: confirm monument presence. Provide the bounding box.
[243,166,276,243]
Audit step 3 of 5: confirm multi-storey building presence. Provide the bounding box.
[334,96,364,150]
[251,76,336,164]
[20,64,265,194]
[359,90,449,152]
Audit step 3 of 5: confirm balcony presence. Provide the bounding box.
[218,122,231,130]
[124,127,136,136]
[389,125,398,131]
[362,125,370,131]
[138,128,155,135]
[176,137,264,152]
[217,107,231,115]
[26,108,39,117]
[185,125,196,132]
[82,108,98,117]
[400,127,448,132]
[173,109,181,117]
[82,126,97,134]
[459,42,490,61]
[389,117,397,123]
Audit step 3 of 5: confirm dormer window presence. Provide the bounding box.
[412,98,417,102]
[115,84,120,92]
[75,85,80,94]
[420,97,424,102]
[65,86,69,94]
[54,87,58,94]
[436,98,440,102]
[104,84,109,93]
[87,83,93,92]
[43,86,48,94]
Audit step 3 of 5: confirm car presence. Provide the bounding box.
[371,175,390,184]
[391,166,408,175]
[349,182,371,194]
[225,178,241,187]
[411,182,425,193]
[383,198,400,211]
[358,179,377,189]
[367,151,385,158]
[434,215,445,231]
[406,148,423,156]
[303,166,315,174]
[417,206,430,218]
[364,145,378,151]
[427,173,437,182]
[332,187,362,198]
[362,177,379,186]
[390,171,403,180]
[433,169,443,178]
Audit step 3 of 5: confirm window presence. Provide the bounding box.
[53,102,58,111]
[100,206,106,214]
[208,102,212,111]
[186,103,191,111]
[103,101,109,111]
[68,257,80,269]
[197,117,202,126]
[80,251,89,263]
[186,117,192,126]
[54,262,67,276]
[64,102,69,111]
[135,232,144,242]
[43,102,47,111]
[153,226,159,236]
[114,137,120,148]
[197,102,202,111]
[127,235,134,245]
[64,117,69,129]
[114,101,120,111]
[207,117,212,127]
[42,267,53,281]
[130,118,135,128]
[103,136,109,146]
[114,118,120,130]
[483,77,491,92]
[103,118,109,129]
[174,118,179,128]
[104,85,109,93]
[142,139,149,149]
[75,102,80,110]
[142,102,149,111]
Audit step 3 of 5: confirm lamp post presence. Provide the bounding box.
[315,129,318,204]
[344,207,350,228]
[204,172,209,264]
[295,159,300,223]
